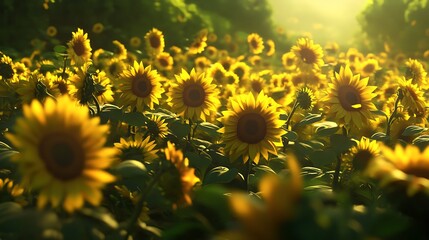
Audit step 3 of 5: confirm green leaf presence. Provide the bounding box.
[54,45,67,53]
[39,64,56,73]
[330,134,355,154]
[283,130,298,141]
[309,149,337,167]
[402,125,427,136]
[371,132,389,141]
[371,109,388,119]
[412,135,429,150]
[298,113,323,126]
[204,166,238,185]
[169,120,191,138]
[79,208,118,230]
[198,122,221,138]
[122,112,149,126]
[112,160,147,179]
[314,121,339,137]
[186,151,211,177]
[99,104,123,123]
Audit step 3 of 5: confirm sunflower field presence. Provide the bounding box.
[1,0,429,239]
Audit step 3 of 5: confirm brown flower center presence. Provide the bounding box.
[237,112,267,144]
[338,85,362,111]
[402,165,429,179]
[250,38,259,49]
[352,149,374,171]
[182,83,206,107]
[72,40,86,56]
[158,57,169,67]
[300,48,317,64]
[363,64,376,74]
[234,67,245,79]
[251,80,263,93]
[39,133,85,181]
[149,35,161,49]
[132,75,153,98]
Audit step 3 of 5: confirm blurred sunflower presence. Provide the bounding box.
[219,92,285,164]
[112,40,127,60]
[366,144,429,196]
[324,65,377,130]
[281,52,297,72]
[13,61,30,80]
[114,134,158,162]
[92,23,104,34]
[162,142,200,208]
[67,28,92,66]
[265,39,275,57]
[0,55,16,81]
[6,96,116,212]
[205,46,218,60]
[155,52,174,71]
[46,26,57,37]
[398,77,426,116]
[188,34,208,55]
[291,38,324,71]
[129,36,142,48]
[104,57,126,81]
[16,72,56,103]
[45,72,75,96]
[207,62,226,84]
[194,56,211,72]
[230,61,250,81]
[405,59,427,87]
[247,33,264,55]
[117,61,164,111]
[359,58,380,78]
[0,178,25,204]
[168,68,220,122]
[346,137,380,172]
[145,28,165,56]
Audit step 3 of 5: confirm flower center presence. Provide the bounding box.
[0,62,14,79]
[338,85,362,111]
[73,40,86,56]
[402,165,429,179]
[149,35,161,49]
[363,64,375,74]
[237,112,267,144]
[132,75,153,98]
[234,67,244,79]
[39,133,85,181]
[158,57,169,67]
[182,83,206,107]
[250,39,259,49]
[352,149,374,171]
[251,81,263,93]
[300,48,316,64]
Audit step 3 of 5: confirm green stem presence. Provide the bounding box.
[332,155,342,191]
[124,170,163,239]
[386,90,403,136]
[91,94,101,115]
[188,119,193,142]
[246,159,252,192]
[61,56,68,79]
[285,100,299,130]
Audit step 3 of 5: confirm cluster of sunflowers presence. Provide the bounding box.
[1,26,429,239]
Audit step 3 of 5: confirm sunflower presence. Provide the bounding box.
[247,74,266,94]
[324,65,377,130]
[45,72,74,97]
[16,72,56,103]
[14,61,30,80]
[46,26,57,37]
[366,144,429,196]
[296,86,316,110]
[205,46,218,60]
[291,38,324,71]
[247,33,264,55]
[207,62,226,84]
[187,34,208,55]
[398,77,426,116]
[0,55,16,81]
[6,96,116,212]
[359,58,380,78]
[112,40,127,60]
[405,59,427,87]
[265,39,276,57]
[104,57,126,81]
[155,52,174,71]
[219,92,285,164]
[67,28,92,66]
[92,23,104,34]
[0,178,25,202]
[168,68,220,122]
[281,52,297,72]
[130,36,142,48]
[230,61,250,81]
[145,28,165,56]
[114,134,158,162]
[162,142,200,208]
[117,61,164,111]
[70,63,113,105]
[345,137,380,172]
[194,56,212,72]
[146,115,170,139]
